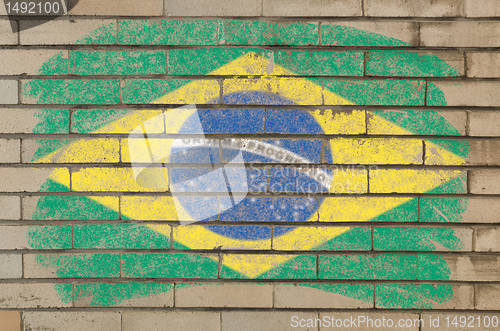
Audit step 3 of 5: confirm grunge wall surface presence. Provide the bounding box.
[1,0,500,330]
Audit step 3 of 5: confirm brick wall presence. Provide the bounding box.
[1,0,500,330]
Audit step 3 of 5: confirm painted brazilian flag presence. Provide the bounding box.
[26,20,469,309]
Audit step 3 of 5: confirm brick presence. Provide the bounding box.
[69,0,163,16]
[426,139,500,166]
[420,197,500,223]
[421,22,500,47]
[366,51,464,77]
[72,167,164,192]
[263,0,362,16]
[476,284,500,310]
[0,20,17,45]
[0,109,69,134]
[0,254,22,278]
[365,0,463,17]
[20,19,116,45]
[275,284,373,308]
[0,50,68,75]
[319,312,420,330]
[321,21,418,46]
[0,283,72,308]
[374,227,473,251]
[467,52,500,78]
[0,80,18,104]
[71,109,133,134]
[0,311,20,331]
[22,138,120,163]
[471,170,500,194]
[428,82,500,107]
[122,311,220,331]
[74,282,174,307]
[419,254,500,281]
[0,196,20,220]
[0,168,69,192]
[375,284,473,309]
[22,79,120,105]
[476,228,500,252]
[465,0,500,17]
[24,253,121,278]
[166,0,261,16]
[176,283,273,307]
[69,50,166,75]
[422,313,500,330]
[469,111,500,137]
[0,139,20,163]
[0,225,71,249]
[223,311,318,331]
[23,312,121,331]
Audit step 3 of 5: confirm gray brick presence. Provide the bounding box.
[426,139,500,166]
[365,0,463,17]
[421,22,500,47]
[439,255,500,281]
[0,167,69,192]
[0,283,72,308]
[122,311,220,331]
[428,82,500,107]
[0,254,22,278]
[0,109,49,134]
[0,80,18,104]
[471,170,500,194]
[263,0,361,16]
[23,312,121,331]
[469,111,500,137]
[475,228,500,252]
[0,50,68,75]
[223,311,318,331]
[0,20,17,45]
[0,139,20,163]
[465,0,500,17]
[176,283,273,308]
[467,52,500,78]
[421,313,499,330]
[166,0,262,16]
[0,196,21,220]
[319,312,420,330]
[69,0,163,16]
[476,285,500,310]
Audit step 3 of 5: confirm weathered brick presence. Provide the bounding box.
[166,0,261,16]
[475,228,500,252]
[0,225,71,249]
[0,283,72,308]
[426,139,500,166]
[223,311,318,331]
[465,0,500,17]
[319,312,421,330]
[0,139,20,163]
[421,22,500,47]
[469,111,500,137]
[427,82,500,107]
[0,196,20,220]
[22,138,120,163]
[23,312,121,331]
[0,50,68,75]
[376,284,473,309]
[24,253,121,278]
[321,21,418,46]
[176,283,273,307]
[263,0,362,16]
[69,0,163,16]
[122,311,220,331]
[0,168,69,192]
[72,167,163,192]
[0,311,20,331]
[20,19,117,45]
[275,284,373,308]
[471,170,500,194]
[467,52,500,78]
[365,0,463,17]
[0,20,17,45]
[0,109,68,134]
[476,284,500,310]
[419,254,500,281]
[420,197,500,223]
[0,254,22,278]
[0,80,18,104]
